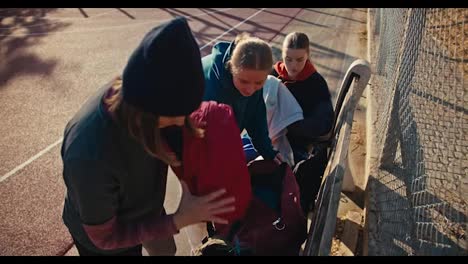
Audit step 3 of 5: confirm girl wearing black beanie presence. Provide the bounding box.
[60,17,236,256]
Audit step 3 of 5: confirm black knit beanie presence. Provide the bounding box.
[122,17,204,116]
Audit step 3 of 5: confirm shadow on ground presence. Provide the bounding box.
[0,8,71,88]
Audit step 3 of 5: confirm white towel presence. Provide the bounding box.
[263,75,303,167]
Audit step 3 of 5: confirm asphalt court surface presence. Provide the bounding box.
[0,8,367,255]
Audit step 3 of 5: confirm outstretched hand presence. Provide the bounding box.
[172,180,236,230]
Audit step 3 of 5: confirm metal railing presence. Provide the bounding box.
[303,59,371,255]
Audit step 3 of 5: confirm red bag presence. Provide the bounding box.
[179,101,252,223]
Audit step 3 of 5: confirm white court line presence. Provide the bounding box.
[199,8,265,50]
[0,8,233,36]
[0,8,265,184]
[0,138,63,183]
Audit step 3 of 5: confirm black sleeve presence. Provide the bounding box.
[287,100,334,142]
[287,71,334,143]
[63,159,119,225]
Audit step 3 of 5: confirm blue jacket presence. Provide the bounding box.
[202,41,277,160]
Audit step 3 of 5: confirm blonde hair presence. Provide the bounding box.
[228,33,273,75]
[282,32,310,55]
[104,77,203,166]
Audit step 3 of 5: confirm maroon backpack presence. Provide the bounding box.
[210,160,308,256]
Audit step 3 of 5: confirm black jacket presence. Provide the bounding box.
[61,80,173,253]
[272,67,334,148]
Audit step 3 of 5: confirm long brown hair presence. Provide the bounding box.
[104,77,203,166]
[227,33,273,75]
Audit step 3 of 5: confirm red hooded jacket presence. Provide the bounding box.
[175,101,252,224]
[274,59,317,82]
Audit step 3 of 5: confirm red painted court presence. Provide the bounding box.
[0,8,368,255]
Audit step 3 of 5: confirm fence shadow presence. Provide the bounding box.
[372,96,466,255]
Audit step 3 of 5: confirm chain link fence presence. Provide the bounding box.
[367,8,467,255]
